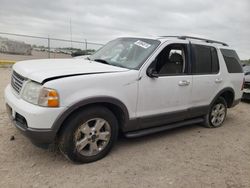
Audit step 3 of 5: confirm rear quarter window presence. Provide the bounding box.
[220,49,243,73]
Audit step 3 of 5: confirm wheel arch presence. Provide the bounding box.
[53,96,130,135]
[211,87,235,108]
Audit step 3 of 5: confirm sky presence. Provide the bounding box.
[0,0,249,59]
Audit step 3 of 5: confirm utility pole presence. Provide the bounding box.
[70,18,72,49]
[48,35,50,58]
[85,39,87,51]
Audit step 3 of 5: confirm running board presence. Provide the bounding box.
[124,118,204,138]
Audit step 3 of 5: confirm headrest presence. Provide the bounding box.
[169,53,183,63]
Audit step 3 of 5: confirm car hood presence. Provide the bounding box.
[13,59,128,83]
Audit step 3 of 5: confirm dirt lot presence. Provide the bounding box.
[0,68,250,188]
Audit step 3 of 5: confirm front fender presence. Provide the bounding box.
[51,96,130,133]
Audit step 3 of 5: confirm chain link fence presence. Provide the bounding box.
[0,32,103,61]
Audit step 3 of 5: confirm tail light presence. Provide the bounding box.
[241,78,245,90]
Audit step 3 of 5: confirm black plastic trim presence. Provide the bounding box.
[6,103,56,148]
[52,96,130,132]
[139,109,188,129]
[124,105,209,132]
[188,105,209,118]
[12,119,55,147]
[231,98,241,106]
[211,87,235,108]
[125,118,204,138]
[187,41,192,74]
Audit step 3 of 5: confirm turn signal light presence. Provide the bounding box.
[39,88,59,107]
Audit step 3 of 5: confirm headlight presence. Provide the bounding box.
[22,81,42,105]
[22,81,59,107]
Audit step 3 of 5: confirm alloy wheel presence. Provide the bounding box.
[74,118,111,157]
[210,103,226,127]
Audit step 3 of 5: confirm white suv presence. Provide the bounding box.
[5,36,244,163]
[242,65,250,99]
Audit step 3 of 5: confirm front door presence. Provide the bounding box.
[137,42,192,129]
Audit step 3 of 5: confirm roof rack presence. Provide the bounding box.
[160,35,229,46]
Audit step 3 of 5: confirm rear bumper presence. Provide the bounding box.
[242,80,250,99]
[242,89,250,100]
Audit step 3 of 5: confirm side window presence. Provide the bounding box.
[192,44,219,74]
[154,44,187,76]
[220,49,243,73]
[211,47,219,73]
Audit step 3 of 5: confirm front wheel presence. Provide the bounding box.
[203,97,227,128]
[58,106,118,163]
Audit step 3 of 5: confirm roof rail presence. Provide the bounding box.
[160,35,229,46]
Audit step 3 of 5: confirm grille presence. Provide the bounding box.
[244,82,250,89]
[11,71,26,94]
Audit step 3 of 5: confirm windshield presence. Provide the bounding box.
[89,38,160,69]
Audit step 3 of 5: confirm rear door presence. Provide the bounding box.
[190,44,222,114]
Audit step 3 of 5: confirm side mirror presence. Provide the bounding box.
[147,67,158,78]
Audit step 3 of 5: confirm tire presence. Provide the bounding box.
[58,106,118,163]
[203,97,227,128]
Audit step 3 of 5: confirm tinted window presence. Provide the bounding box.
[192,45,219,74]
[220,49,243,73]
[211,47,219,73]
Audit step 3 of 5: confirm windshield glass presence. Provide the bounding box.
[89,38,160,69]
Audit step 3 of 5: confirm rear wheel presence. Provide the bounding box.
[58,106,118,163]
[203,97,227,128]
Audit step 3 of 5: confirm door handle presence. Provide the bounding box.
[215,78,223,83]
[178,80,190,86]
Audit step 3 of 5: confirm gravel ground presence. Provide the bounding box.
[0,68,250,188]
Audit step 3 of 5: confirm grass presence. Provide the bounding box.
[0,60,15,68]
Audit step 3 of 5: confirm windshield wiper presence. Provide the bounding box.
[111,63,127,69]
[93,59,110,65]
[93,59,129,69]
